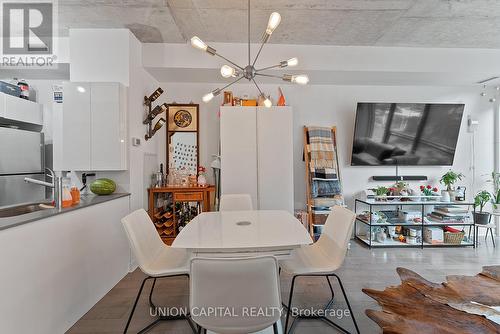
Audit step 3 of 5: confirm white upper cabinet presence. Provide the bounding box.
[90,83,127,170]
[0,92,43,126]
[60,83,91,171]
[56,82,127,171]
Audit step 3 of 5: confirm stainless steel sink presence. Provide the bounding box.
[0,202,53,218]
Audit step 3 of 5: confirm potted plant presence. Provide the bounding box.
[419,185,438,200]
[393,181,409,196]
[490,172,500,214]
[371,186,389,201]
[440,170,464,201]
[473,190,491,225]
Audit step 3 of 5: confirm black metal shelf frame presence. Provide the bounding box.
[354,199,476,249]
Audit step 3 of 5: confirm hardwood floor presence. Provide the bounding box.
[68,239,500,334]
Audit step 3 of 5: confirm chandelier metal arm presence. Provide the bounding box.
[220,75,245,91]
[248,0,251,66]
[255,72,282,79]
[251,78,263,95]
[215,53,244,71]
[252,39,267,68]
[256,63,281,72]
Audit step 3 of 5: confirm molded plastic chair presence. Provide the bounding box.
[121,209,195,334]
[190,256,282,334]
[219,193,253,211]
[280,206,360,334]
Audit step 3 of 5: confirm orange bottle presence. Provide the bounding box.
[277,87,286,106]
[71,186,80,205]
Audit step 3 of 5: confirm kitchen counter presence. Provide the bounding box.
[0,193,130,231]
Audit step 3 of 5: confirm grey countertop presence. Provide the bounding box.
[0,193,130,231]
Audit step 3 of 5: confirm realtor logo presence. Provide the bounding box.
[2,2,53,54]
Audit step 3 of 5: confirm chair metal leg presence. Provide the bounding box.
[124,276,152,334]
[326,276,335,300]
[125,274,195,334]
[490,228,496,247]
[283,273,360,334]
[273,321,279,334]
[331,274,360,334]
[148,278,157,309]
[284,275,297,334]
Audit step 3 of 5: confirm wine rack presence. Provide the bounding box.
[148,185,215,245]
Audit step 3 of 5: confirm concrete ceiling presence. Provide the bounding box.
[58,0,500,48]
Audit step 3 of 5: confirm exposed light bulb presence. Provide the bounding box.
[202,89,221,103]
[266,12,281,35]
[481,92,487,96]
[292,75,309,85]
[76,86,86,93]
[220,65,237,78]
[287,57,298,67]
[490,98,496,103]
[264,98,272,108]
[190,36,207,51]
[202,92,215,103]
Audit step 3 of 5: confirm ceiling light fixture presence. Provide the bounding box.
[190,0,309,106]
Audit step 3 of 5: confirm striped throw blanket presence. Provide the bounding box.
[307,126,338,180]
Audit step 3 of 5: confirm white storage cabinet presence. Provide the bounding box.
[220,106,294,213]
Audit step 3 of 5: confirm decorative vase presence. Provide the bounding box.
[448,190,456,202]
[493,206,500,215]
[197,174,207,186]
[441,190,451,202]
[376,230,387,243]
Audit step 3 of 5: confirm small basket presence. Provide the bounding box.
[444,231,465,244]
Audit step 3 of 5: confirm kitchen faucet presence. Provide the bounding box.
[24,168,62,209]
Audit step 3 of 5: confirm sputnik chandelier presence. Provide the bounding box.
[190,0,309,106]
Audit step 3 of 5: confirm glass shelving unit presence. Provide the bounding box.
[354,198,476,248]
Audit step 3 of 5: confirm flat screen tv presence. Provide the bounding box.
[351,102,465,166]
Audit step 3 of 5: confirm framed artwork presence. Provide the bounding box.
[168,104,199,132]
[166,104,199,175]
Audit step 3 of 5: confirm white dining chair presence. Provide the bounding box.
[121,209,196,334]
[190,256,282,334]
[280,206,360,334]
[219,193,253,211]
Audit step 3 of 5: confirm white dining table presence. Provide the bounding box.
[172,210,312,258]
[173,210,310,334]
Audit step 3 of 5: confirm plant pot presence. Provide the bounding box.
[441,190,451,202]
[473,212,491,225]
[493,207,500,215]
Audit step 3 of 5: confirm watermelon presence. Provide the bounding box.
[90,178,116,195]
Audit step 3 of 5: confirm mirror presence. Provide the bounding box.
[166,104,199,176]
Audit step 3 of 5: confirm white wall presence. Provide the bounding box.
[70,29,130,85]
[156,82,494,209]
[127,34,162,211]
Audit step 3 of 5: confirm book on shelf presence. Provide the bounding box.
[433,205,469,214]
[426,215,466,225]
[430,211,467,220]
